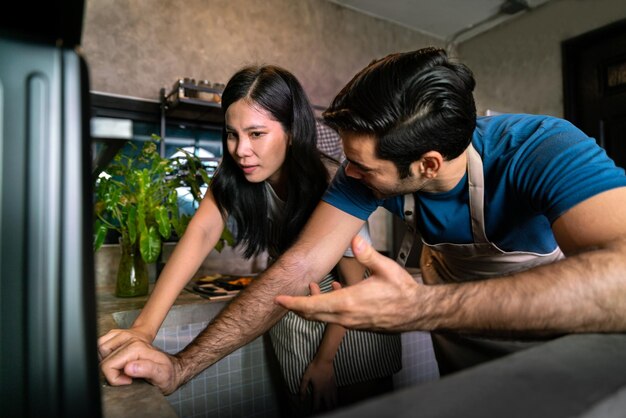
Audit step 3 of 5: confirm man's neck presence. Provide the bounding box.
[426,148,468,193]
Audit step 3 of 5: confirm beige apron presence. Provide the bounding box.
[398,144,564,374]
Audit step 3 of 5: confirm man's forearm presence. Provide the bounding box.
[426,238,626,336]
[172,250,317,386]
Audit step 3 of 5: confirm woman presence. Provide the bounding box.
[98,65,401,416]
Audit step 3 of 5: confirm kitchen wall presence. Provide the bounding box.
[81,0,626,130]
[81,0,442,108]
[459,0,626,117]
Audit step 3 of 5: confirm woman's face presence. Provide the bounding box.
[225,99,289,185]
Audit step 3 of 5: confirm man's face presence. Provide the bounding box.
[341,131,426,199]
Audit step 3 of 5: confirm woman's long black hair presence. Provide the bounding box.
[210,65,329,258]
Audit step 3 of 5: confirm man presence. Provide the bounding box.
[100,47,626,393]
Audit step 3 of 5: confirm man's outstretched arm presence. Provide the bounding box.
[100,202,365,394]
[277,188,626,336]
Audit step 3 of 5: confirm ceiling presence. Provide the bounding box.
[326,0,553,43]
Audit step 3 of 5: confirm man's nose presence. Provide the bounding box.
[345,162,361,179]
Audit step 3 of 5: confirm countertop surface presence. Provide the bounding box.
[97,285,216,418]
[96,271,422,418]
[322,332,626,418]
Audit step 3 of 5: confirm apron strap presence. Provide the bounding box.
[467,144,489,244]
[396,193,417,267]
[396,143,487,267]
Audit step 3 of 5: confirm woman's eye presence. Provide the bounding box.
[226,132,237,140]
[250,131,264,138]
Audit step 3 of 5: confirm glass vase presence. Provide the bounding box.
[116,239,148,297]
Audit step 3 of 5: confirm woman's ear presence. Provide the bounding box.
[412,151,443,178]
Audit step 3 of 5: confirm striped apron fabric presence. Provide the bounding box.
[264,183,402,395]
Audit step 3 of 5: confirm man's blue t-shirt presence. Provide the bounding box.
[322,114,626,254]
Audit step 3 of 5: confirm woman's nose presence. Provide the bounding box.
[235,137,253,157]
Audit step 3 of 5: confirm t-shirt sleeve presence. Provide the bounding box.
[342,221,372,258]
[513,118,626,223]
[322,164,381,220]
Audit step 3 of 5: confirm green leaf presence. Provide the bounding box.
[199,169,211,187]
[127,206,137,245]
[221,227,235,246]
[167,190,178,207]
[178,214,192,235]
[94,220,108,252]
[156,205,171,239]
[140,226,162,263]
[137,200,147,233]
[214,227,235,253]
[171,212,181,236]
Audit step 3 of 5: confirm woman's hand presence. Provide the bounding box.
[97,327,154,360]
[299,280,343,412]
[299,356,338,412]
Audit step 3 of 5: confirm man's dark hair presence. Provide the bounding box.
[323,47,477,178]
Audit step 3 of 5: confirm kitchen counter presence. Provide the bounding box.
[96,269,436,418]
[99,281,626,418]
[97,285,225,418]
[321,332,626,418]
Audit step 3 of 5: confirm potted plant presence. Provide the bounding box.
[93,134,233,297]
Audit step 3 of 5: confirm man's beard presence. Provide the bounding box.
[366,177,432,199]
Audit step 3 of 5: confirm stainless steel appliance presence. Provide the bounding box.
[0,1,101,416]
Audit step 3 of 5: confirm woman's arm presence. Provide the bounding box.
[299,256,366,411]
[97,190,226,359]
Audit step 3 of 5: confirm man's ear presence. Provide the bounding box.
[411,151,443,178]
